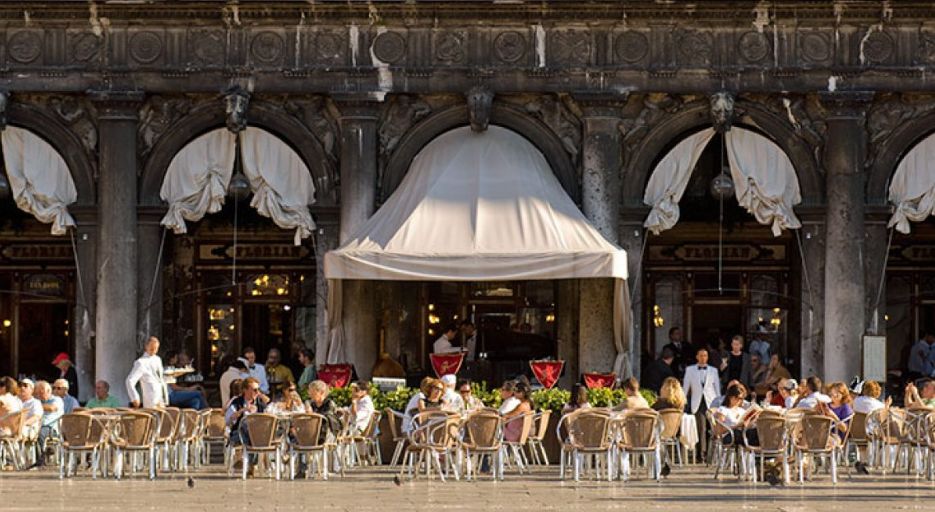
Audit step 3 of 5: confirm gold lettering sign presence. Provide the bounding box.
[900,245,935,262]
[649,243,786,263]
[23,274,65,297]
[198,243,311,261]
[0,244,73,261]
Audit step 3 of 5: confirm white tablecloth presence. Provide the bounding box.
[679,414,698,448]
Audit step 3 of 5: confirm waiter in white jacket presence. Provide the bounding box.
[682,346,720,462]
[126,336,169,408]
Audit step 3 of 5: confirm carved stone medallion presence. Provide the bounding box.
[70,33,101,63]
[798,32,830,63]
[315,31,345,64]
[862,31,893,64]
[8,31,41,64]
[189,29,225,66]
[129,31,163,64]
[251,31,284,64]
[615,31,649,64]
[372,31,406,64]
[677,31,713,66]
[494,31,526,63]
[550,30,590,66]
[738,31,771,63]
[435,32,466,64]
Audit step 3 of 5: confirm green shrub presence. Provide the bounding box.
[587,387,616,408]
[380,386,417,412]
[472,381,502,408]
[639,388,657,407]
[531,388,571,413]
[328,386,352,407]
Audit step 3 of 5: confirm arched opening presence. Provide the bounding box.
[639,125,806,381]
[154,125,319,390]
[0,125,82,379]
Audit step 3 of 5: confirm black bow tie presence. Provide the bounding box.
[698,366,707,370]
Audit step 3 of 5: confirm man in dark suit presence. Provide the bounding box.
[642,347,675,394]
[662,327,689,379]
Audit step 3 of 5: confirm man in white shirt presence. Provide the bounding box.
[126,336,169,408]
[440,374,463,412]
[683,347,720,462]
[240,347,269,394]
[498,380,520,415]
[18,379,43,441]
[433,325,463,355]
[350,381,375,434]
[795,376,831,409]
[219,358,249,407]
[460,321,477,361]
[35,380,63,467]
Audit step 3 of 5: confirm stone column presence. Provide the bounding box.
[315,221,339,364]
[137,207,165,346]
[618,216,646,378]
[577,100,624,376]
[70,207,97,402]
[92,90,144,404]
[336,98,380,379]
[820,92,871,383]
[864,208,890,336]
[797,211,825,378]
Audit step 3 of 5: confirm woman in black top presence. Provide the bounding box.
[306,379,342,442]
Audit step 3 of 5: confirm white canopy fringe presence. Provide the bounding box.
[887,132,935,234]
[642,129,715,235]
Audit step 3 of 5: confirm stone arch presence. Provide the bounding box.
[624,101,823,207]
[7,103,96,206]
[867,110,935,205]
[382,103,579,203]
[139,100,332,207]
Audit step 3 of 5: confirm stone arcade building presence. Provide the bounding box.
[0,1,932,402]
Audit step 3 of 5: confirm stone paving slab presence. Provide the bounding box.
[1,465,934,512]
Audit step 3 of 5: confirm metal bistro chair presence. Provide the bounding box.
[241,413,283,480]
[385,408,408,468]
[0,410,26,470]
[461,410,503,480]
[846,411,871,464]
[502,411,534,474]
[868,407,906,474]
[289,413,332,480]
[564,409,613,482]
[617,409,662,482]
[795,413,842,484]
[901,406,933,475]
[176,409,203,471]
[112,411,159,480]
[200,408,227,465]
[58,413,107,479]
[656,408,684,467]
[742,410,790,484]
[707,409,742,480]
[525,409,552,466]
[399,411,461,482]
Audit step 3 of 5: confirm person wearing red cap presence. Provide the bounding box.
[50,352,78,399]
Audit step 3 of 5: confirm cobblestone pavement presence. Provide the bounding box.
[1,464,934,511]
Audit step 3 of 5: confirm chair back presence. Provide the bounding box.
[870,407,906,443]
[798,413,834,451]
[204,408,226,439]
[905,407,932,443]
[291,413,325,449]
[568,410,611,450]
[243,413,279,449]
[361,410,381,438]
[507,411,535,445]
[755,414,787,452]
[0,410,24,439]
[464,411,502,450]
[849,412,869,442]
[117,412,156,447]
[622,410,660,450]
[657,408,682,440]
[178,409,201,442]
[59,413,93,448]
[163,407,182,439]
[410,411,459,449]
[384,408,402,439]
[531,410,552,441]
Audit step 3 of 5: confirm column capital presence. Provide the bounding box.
[818,91,875,120]
[88,89,145,121]
[573,93,626,119]
[333,94,382,121]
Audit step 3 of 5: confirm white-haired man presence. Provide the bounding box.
[52,379,79,413]
[440,374,463,412]
[34,380,63,467]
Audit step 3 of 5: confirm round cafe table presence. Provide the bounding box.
[679,414,699,464]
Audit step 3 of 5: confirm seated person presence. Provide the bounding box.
[713,385,760,446]
[18,379,43,441]
[497,381,519,415]
[853,380,887,414]
[418,378,447,413]
[219,358,249,407]
[652,377,687,412]
[563,384,591,414]
[711,380,753,409]
[85,380,121,409]
[457,379,484,413]
[440,374,463,412]
[0,376,22,436]
[502,382,533,443]
[52,379,79,413]
[164,350,207,410]
[224,377,266,446]
[306,380,342,443]
[350,381,375,435]
[265,348,295,399]
[35,380,64,466]
[266,383,306,415]
[612,378,650,411]
[904,378,935,409]
[402,377,431,434]
[816,381,853,439]
[794,376,831,409]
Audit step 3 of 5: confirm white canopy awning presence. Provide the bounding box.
[1,126,77,235]
[888,132,935,234]
[325,125,631,375]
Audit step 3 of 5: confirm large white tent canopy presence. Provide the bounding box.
[1,126,77,235]
[643,126,802,236]
[325,125,632,375]
[888,132,935,234]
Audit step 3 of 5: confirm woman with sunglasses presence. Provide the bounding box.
[456,379,484,413]
[267,383,306,414]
